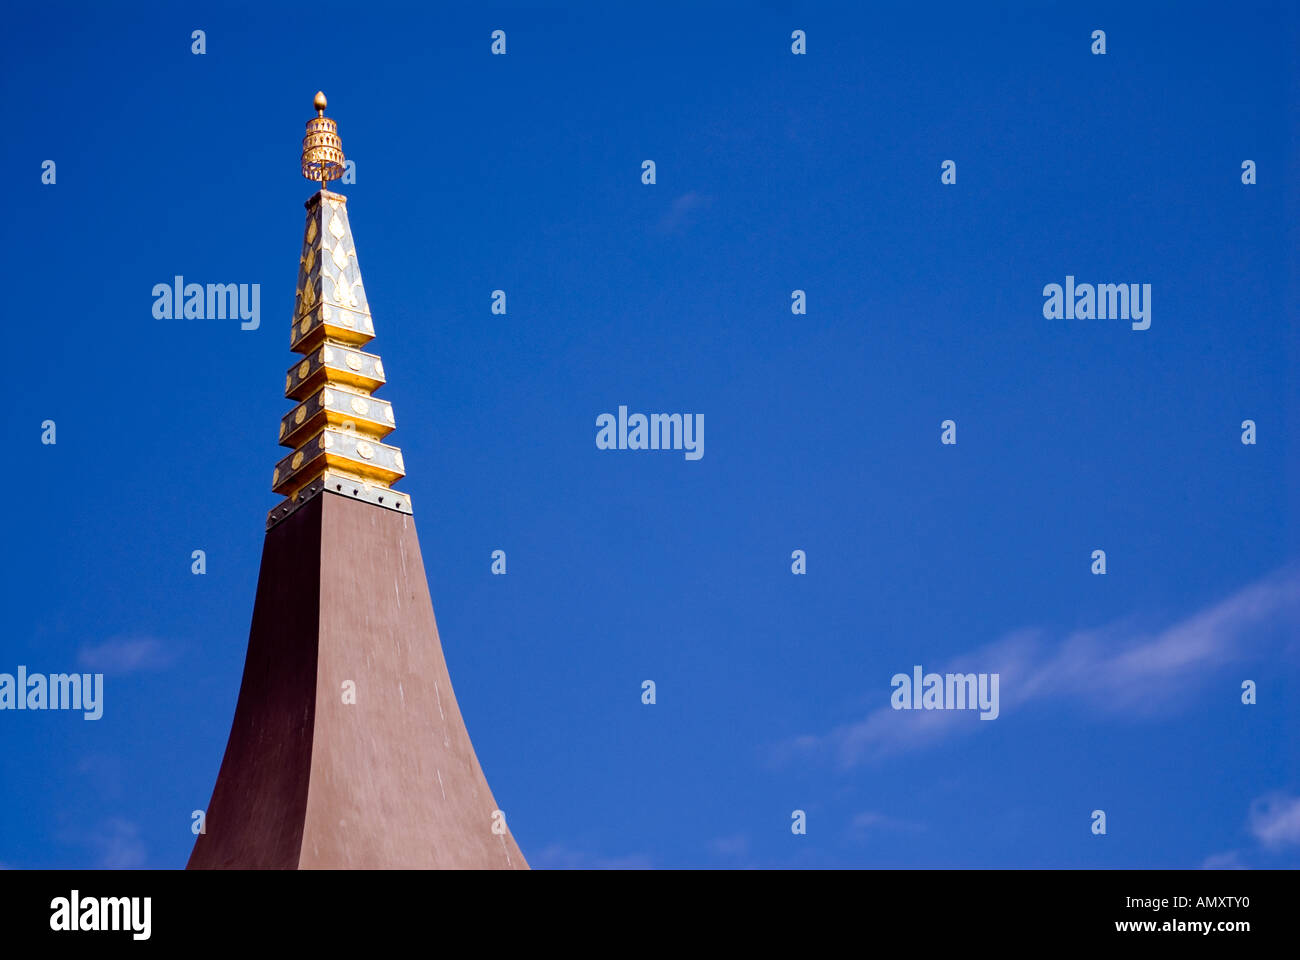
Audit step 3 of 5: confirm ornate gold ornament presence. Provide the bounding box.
[301,91,345,190]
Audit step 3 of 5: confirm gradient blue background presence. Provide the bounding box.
[2,0,1297,868]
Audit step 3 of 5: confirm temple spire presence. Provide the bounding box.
[268,93,409,529]
[188,90,525,871]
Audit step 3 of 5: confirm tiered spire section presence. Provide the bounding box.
[267,93,409,528]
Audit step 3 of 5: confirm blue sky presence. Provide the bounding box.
[1,0,1297,868]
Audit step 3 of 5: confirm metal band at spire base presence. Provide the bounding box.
[267,469,414,530]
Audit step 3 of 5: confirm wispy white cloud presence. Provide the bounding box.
[531,842,652,870]
[1247,793,1300,849]
[91,818,147,869]
[77,637,174,675]
[850,810,924,835]
[708,833,750,858]
[1201,792,1300,868]
[656,191,713,234]
[1200,850,1247,869]
[781,567,1300,769]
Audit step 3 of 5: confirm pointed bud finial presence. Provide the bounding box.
[301,91,345,189]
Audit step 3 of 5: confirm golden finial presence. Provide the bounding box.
[301,91,345,191]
